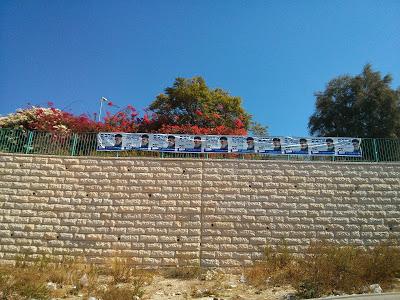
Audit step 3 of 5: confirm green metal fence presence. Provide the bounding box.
[0,128,400,162]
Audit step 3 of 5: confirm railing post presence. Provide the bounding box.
[25,131,34,154]
[70,134,78,156]
[373,139,379,162]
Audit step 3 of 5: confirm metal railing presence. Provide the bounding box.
[0,128,400,162]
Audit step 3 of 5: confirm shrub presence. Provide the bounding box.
[245,242,400,298]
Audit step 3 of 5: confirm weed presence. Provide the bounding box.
[0,264,50,300]
[107,257,134,283]
[245,242,400,298]
[163,266,203,280]
[99,285,142,300]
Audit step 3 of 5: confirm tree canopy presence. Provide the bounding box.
[308,64,400,138]
[145,76,263,135]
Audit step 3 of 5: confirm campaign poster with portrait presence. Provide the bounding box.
[283,137,310,155]
[336,138,362,157]
[97,132,134,151]
[134,133,151,150]
[96,133,363,157]
[176,135,203,152]
[232,136,256,153]
[150,134,177,151]
[310,137,336,155]
[204,135,229,152]
[257,137,284,154]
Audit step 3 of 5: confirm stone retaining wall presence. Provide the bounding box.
[0,153,399,267]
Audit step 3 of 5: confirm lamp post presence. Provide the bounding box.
[98,97,108,122]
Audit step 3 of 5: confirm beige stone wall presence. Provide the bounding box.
[0,153,399,267]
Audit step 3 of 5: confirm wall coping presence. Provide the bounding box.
[2,152,400,167]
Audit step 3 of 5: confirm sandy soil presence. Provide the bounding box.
[142,274,295,300]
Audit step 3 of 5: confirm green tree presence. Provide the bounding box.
[308,64,400,138]
[145,77,260,135]
[249,121,269,136]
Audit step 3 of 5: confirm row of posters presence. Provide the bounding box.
[97,133,362,157]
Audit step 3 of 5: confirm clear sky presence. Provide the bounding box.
[1,0,399,136]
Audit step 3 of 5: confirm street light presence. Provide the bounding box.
[98,97,108,122]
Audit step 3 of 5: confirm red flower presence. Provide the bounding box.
[212,113,221,119]
[234,118,244,128]
[107,101,113,106]
[195,109,203,116]
[47,101,54,107]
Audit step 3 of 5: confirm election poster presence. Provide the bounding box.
[257,137,283,154]
[204,135,229,152]
[136,133,151,150]
[310,137,336,155]
[283,137,310,155]
[150,134,176,152]
[97,132,135,151]
[336,138,362,157]
[232,136,256,153]
[97,133,363,157]
[176,135,203,152]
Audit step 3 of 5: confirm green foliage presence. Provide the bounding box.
[309,64,400,138]
[147,76,253,134]
[249,121,269,136]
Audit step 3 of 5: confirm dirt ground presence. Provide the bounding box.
[141,274,295,300]
[55,271,296,300]
[56,272,400,300]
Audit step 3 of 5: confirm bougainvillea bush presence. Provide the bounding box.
[0,77,262,136]
[0,104,247,135]
[0,105,100,133]
[0,104,142,134]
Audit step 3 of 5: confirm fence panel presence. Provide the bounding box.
[0,129,399,162]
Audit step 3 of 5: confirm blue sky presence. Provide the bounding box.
[1,0,399,136]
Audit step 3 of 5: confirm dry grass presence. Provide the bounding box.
[0,261,50,300]
[0,256,154,300]
[163,266,203,280]
[189,270,226,298]
[1,245,399,299]
[245,242,400,299]
[98,284,143,300]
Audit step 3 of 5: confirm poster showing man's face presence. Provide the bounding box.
[220,137,228,150]
[273,138,281,150]
[326,138,335,151]
[114,134,123,147]
[300,138,308,151]
[141,134,149,148]
[352,139,360,151]
[193,136,202,149]
[167,135,175,148]
[246,137,255,150]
